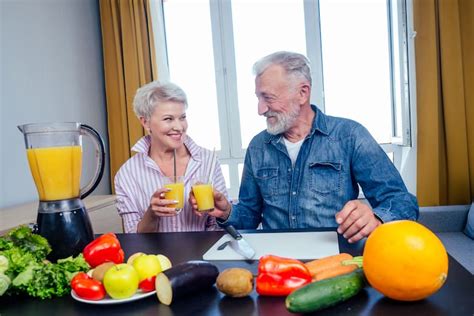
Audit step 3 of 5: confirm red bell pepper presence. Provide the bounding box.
[82,232,125,268]
[256,255,312,296]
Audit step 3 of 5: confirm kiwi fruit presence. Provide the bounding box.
[91,262,115,282]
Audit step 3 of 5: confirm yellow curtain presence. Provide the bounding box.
[99,0,157,188]
[414,0,474,206]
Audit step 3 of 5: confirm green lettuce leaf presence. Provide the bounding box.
[0,273,11,296]
[0,255,8,273]
[0,226,89,299]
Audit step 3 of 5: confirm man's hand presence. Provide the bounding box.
[189,189,232,220]
[335,200,382,243]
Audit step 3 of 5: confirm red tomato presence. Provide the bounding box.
[71,272,90,288]
[139,276,156,292]
[72,278,106,301]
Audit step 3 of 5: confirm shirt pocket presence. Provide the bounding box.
[309,161,342,194]
[255,167,279,197]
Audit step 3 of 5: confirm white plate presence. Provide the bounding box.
[71,289,156,305]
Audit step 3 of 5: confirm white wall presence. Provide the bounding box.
[0,0,110,208]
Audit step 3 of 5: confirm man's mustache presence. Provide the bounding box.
[264,111,279,118]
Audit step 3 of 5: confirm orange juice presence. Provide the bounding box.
[164,182,185,210]
[26,146,82,201]
[192,183,214,212]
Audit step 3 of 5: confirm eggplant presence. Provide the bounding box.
[155,260,219,305]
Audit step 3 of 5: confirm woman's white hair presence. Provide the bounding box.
[133,81,188,119]
[252,51,312,87]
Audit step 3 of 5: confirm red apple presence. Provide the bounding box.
[139,276,156,292]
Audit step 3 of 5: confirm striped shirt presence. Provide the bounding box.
[115,135,228,233]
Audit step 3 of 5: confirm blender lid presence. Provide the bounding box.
[18,122,82,134]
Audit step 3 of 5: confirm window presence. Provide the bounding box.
[319,0,393,143]
[232,0,307,148]
[150,0,415,198]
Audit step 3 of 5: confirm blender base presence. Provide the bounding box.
[37,205,94,262]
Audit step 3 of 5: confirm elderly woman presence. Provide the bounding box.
[115,81,227,233]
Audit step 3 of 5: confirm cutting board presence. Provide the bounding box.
[203,231,339,261]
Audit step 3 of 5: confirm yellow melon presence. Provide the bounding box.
[363,220,448,301]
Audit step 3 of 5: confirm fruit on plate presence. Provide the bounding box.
[363,220,448,301]
[133,254,162,282]
[127,252,145,265]
[92,262,115,282]
[71,272,90,288]
[139,276,156,292]
[103,263,139,299]
[71,272,106,301]
[156,254,172,271]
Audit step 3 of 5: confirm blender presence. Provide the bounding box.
[18,122,105,261]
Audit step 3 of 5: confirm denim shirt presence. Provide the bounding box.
[224,105,419,229]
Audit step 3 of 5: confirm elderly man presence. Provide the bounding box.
[192,51,418,243]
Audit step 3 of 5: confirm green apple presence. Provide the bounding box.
[126,252,145,265]
[132,254,162,282]
[156,254,172,271]
[103,263,139,299]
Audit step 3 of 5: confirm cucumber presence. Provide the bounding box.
[285,268,366,313]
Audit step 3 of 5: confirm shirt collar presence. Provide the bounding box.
[263,104,329,144]
[310,104,329,136]
[131,135,201,161]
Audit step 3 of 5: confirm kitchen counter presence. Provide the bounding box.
[1,229,473,315]
[0,195,121,235]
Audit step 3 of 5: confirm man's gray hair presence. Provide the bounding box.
[253,51,312,87]
[133,81,188,119]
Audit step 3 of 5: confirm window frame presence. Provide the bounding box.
[388,0,413,147]
[151,0,416,198]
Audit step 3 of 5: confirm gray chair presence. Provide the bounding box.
[418,204,474,274]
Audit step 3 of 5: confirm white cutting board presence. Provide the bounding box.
[203,231,339,261]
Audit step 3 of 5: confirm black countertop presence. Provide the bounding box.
[1,229,473,316]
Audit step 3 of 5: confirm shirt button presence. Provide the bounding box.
[288,168,291,172]
[292,191,297,195]
[292,216,296,220]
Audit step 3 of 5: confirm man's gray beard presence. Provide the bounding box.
[266,107,299,135]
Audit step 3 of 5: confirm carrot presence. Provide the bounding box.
[342,256,363,268]
[313,264,359,282]
[304,253,353,277]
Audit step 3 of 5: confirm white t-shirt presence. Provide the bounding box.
[283,137,304,166]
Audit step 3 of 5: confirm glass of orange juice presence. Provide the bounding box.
[163,176,185,214]
[192,177,215,212]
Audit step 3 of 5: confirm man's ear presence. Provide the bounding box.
[298,83,311,103]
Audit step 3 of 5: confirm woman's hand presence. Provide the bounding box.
[137,187,179,233]
[189,189,232,220]
[147,188,180,217]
